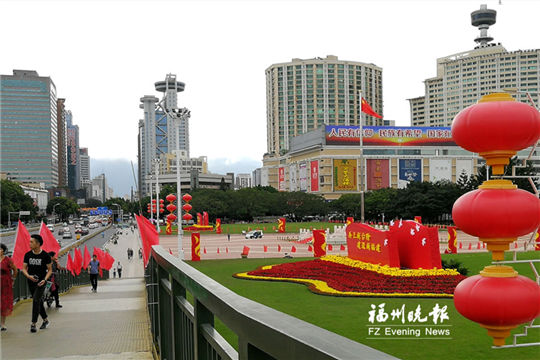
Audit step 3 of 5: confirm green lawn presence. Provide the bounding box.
[188,251,540,360]
[160,221,343,235]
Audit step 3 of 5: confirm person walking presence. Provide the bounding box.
[138,248,142,259]
[87,255,101,293]
[0,243,18,331]
[48,251,64,308]
[113,267,117,278]
[117,261,123,278]
[126,248,130,260]
[227,233,230,242]
[21,235,52,333]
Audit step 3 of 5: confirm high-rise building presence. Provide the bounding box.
[0,70,59,187]
[252,168,262,187]
[79,147,90,185]
[66,111,80,192]
[235,173,252,189]
[56,98,68,187]
[138,74,191,196]
[408,5,540,127]
[265,55,384,155]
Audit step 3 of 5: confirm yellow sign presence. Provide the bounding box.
[333,159,357,191]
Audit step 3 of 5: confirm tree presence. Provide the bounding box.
[46,197,79,221]
[85,198,103,208]
[0,179,38,225]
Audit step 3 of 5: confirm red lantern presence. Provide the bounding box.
[152,199,157,203]
[159,199,164,203]
[182,194,192,202]
[159,203,164,208]
[182,204,192,212]
[166,194,177,203]
[183,213,193,221]
[159,209,164,214]
[166,204,177,213]
[167,214,177,222]
[452,93,540,174]
[452,180,540,260]
[454,266,540,346]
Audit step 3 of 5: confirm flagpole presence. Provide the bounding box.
[358,90,365,223]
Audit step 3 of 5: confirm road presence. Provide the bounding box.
[0,223,116,263]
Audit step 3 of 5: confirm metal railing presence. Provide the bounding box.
[146,245,397,360]
[13,268,109,304]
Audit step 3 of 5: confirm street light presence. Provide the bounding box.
[53,203,61,224]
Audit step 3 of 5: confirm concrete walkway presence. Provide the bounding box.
[0,227,152,360]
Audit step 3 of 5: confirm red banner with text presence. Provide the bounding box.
[366,159,390,190]
[346,223,400,268]
[310,160,319,192]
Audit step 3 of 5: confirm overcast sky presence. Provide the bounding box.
[1,0,539,178]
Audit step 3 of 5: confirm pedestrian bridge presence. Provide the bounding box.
[2,245,396,360]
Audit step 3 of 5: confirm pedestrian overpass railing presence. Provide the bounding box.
[146,245,396,360]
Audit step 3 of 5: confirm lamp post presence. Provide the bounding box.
[153,158,161,232]
[174,149,184,259]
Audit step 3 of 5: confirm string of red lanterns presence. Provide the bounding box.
[451,93,540,346]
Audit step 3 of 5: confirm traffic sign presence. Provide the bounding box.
[19,211,31,216]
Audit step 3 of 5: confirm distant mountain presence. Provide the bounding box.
[90,157,262,197]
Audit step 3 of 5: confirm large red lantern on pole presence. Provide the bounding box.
[451,92,540,346]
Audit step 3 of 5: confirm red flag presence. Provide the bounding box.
[169,248,173,255]
[66,253,75,276]
[308,245,313,252]
[12,220,31,269]
[74,248,83,275]
[101,252,115,270]
[328,244,333,251]
[135,214,160,267]
[242,246,250,256]
[263,245,268,252]
[278,244,281,252]
[40,222,60,255]
[83,245,91,269]
[291,246,296,253]
[340,244,346,251]
[203,247,207,254]
[361,97,382,118]
[217,248,220,254]
[226,247,229,253]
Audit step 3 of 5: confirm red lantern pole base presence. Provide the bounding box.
[480,324,515,347]
[480,238,516,261]
[479,150,516,175]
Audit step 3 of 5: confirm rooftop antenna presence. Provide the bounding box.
[471,4,497,47]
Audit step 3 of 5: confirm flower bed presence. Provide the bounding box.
[234,256,466,298]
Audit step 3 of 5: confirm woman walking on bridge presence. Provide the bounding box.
[1,243,18,331]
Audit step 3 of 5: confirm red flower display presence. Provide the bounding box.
[235,259,466,298]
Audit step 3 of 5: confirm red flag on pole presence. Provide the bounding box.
[40,222,60,255]
[278,244,281,252]
[66,253,75,276]
[263,245,268,252]
[328,244,333,251]
[135,214,160,267]
[203,247,207,254]
[308,245,313,252]
[74,248,83,275]
[83,245,91,269]
[291,246,296,253]
[217,248,220,254]
[12,220,31,269]
[226,247,229,254]
[340,244,346,251]
[242,246,250,256]
[361,97,382,118]
[169,248,173,255]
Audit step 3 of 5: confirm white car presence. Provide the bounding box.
[47,224,54,232]
[245,230,264,239]
[63,232,72,239]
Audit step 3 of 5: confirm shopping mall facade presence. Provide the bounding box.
[261,125,482,200]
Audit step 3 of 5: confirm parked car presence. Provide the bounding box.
[245,230,264,239]
[58,228,64,236]
[81,227,89,235]
[63,232,72,239]
[68,220,73,225]
[47,224,54,232]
